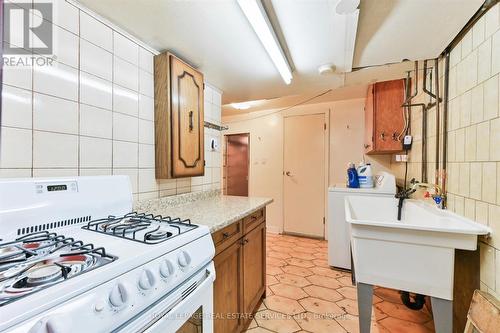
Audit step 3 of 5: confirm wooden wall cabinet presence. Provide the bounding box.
[364,79,405,154]
[212,208,266,333]
[154,52,204,178]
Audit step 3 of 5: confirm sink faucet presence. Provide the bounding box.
[395,179,445,220]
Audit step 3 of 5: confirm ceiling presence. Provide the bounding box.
[77,0,483,111]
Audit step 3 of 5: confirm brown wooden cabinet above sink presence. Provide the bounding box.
[364,79,405,154]
[154,52,205,178]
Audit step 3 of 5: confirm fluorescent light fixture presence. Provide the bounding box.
[231,102,252,110]
[237,0,292,85]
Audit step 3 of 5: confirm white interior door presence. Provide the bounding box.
[283,113,326,238]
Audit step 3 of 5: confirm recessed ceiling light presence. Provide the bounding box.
[237,0,293,85]
[231,102,252,110]
[335,0,360,15]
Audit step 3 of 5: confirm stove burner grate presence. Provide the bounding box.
[82,212,197,244]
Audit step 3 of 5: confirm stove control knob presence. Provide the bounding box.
[138,269,156,290]
[109,283,128,308]
[177,250,191,268]
[159,259,175,278]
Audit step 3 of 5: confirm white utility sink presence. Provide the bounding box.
[344,195,491,333]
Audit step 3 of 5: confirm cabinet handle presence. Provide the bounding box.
[364,144,371,149]
[380,132,386,141]
[392,132,398,141]
[241,238,249,245]
[222,232,230,239]
[188,111,194,132]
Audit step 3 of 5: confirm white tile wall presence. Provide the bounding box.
[1,0,223,201]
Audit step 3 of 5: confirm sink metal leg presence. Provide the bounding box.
[357,282,373,333]
[431,297,452,333]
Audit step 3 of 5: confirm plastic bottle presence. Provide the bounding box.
[358,162,374,188]
[347,163,360,188]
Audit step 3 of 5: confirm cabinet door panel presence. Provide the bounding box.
[373,79,404,152]
[364,84,374,154]
[214,241,243,333]
[242,222,266,315]
[170,56,204,177]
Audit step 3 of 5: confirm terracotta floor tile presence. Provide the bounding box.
[309,266,344,278]
[336,276,354,287]
[312,258,329,267]
[245,327,275,333]
[267,275,279,286]
[374,287,403,304]
[248,319,258,329]
[268,251,292,259]
[274,240,296,248]
[337,286,358,300]
[335,314,391,333]
[299,297,346,317]
[244,233,436,333]
[281,265,314,277]
[264,295,306,315]
[276,273,311,288]
[306,275,342,289]
[270,283,308,300]
[285,258,315,268]
[377,317,433,333]
[267,265,284,276]
[375,301,432,324]
[303,285,343,302]
[293,246,318,254]
[336,298,387,321]
[287,252,317,260]
[254,309,302,333]
[268,257,288,267]
[293,312,347,333]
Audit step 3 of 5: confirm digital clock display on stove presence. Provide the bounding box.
[47,185,68,192]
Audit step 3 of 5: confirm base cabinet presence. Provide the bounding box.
[212,208,266,333]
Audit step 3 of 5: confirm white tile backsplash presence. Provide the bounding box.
[80,72,113,110]
[79,137,112,168]
[33,93,79,134]
[80,104,113,139]
[1,85,32,129]
[114,56,139,91]
[1,0,222,200]
[139,48,154,73]
[52,25,79,68]
[80,39,113,81]
[113,113,138,142]
[0,127,32,168]
[80,11,112,51]
[33,131,78,168]
[33,62,79,101]
[113,85,139,116]
[114,33,139,65]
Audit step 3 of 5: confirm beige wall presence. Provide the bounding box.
[222,99,392,233]
[388,3,500,300]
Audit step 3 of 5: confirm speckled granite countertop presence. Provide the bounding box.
[134,190,273,233]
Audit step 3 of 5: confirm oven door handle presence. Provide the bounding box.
[116,265,214,333]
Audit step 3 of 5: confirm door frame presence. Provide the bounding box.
[223,133,250,196]
[281,109,330,239]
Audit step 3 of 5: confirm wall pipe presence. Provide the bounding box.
[441,52,450,208]
[434,58,441,187]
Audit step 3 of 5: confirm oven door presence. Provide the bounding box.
[116,262,215,333]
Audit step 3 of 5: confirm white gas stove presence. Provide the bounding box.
[0,176,215,333]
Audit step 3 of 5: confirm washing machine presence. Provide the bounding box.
[328,171,396,270]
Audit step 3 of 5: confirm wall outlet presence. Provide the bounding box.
[395,154,408,162]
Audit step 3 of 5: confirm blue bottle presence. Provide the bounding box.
[347,163,360,188]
